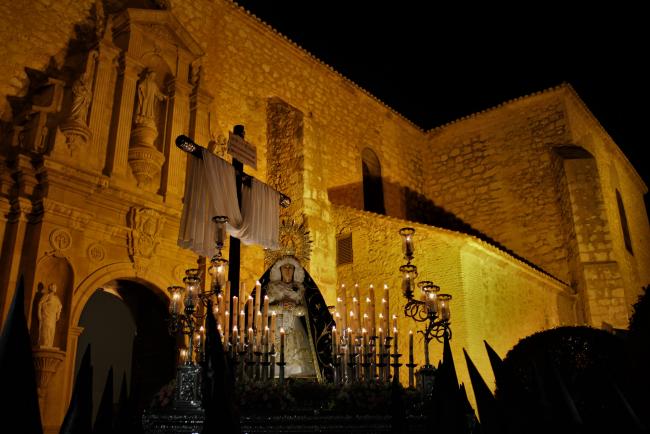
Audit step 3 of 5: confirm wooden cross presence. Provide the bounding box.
[175,127,290,298]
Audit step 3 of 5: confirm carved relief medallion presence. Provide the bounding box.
[87,243,106,263]
[49,229,72,252]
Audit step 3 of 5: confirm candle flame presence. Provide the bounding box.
[233,325,238,332]
[366,297,371,303]
[384,284,388,289]
[409,330,413,335]
[256,280,261,286]
[341,283,345,288]
[199,326,205,332]
[337,297,342,302]
[369,283,374,288]
[280,327,285,334]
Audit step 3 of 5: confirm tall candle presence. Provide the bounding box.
[393,326,398,354]
[409,331,414,364]
[232,326,239,351]
[383,284,390,328]
[241,282,247,299]
[353,297,361,332]
[363,313,369,333]
[256,311,263,347]
[224,281,231,323]
[354,284,361,331]
[246,296,254,331]
[280,328,285,363]
[270,312,277,346]
[239,310,246,346]
[263,295,269,325]
[224,311,230,344]
[392,315,398,337]
[248,327,254,350]
[349,310,355,335]
[368,284,376,336]
[217,293,224,328]
[254,280,262,321]
[332,326,338,356]
[232,295,239,330]
[339,284,348,331]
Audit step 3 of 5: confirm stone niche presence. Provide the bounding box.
[110,8,205,195]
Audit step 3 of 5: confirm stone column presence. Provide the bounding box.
[88,41,120,173]
[189,88,213,149]
[0,155,36,323]
[105,55,141,178]
[161,79,191,204]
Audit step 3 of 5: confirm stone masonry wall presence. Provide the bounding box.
[0,0,94,120]
[564,94,650,314]
[332,205,574,399]
[424,91,572,283]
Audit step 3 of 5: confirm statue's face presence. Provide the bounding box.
[280,263,295,284]
[48,284,57,293]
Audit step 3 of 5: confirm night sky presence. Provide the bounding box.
[234,1,649,189]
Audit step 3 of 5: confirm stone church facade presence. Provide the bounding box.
[0,1,648,431]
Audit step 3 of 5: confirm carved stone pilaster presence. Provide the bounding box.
[106,55,141,178]
[89,41,120,171]
[161,79,191,201]
[33,347,66,398]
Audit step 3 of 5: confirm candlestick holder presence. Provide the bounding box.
[390,353,402,383]
[406,361,417,389]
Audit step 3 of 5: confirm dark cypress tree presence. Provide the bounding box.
[463,349,500,434]
[93,367,114,434]
[201,301,239,434]
[60,345,93,434]
[0,275,43,434]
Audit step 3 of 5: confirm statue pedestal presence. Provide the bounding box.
[128,123,165,190]
[33,347,66,399]
[59,119,91,155]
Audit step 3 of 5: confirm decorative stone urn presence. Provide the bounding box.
[128,122,166,190]
[33,347,66,399]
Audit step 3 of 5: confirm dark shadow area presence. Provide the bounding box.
[76,280,176,431]
[117,280,176,428]
[329,180,562,282]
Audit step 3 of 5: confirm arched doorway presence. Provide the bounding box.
[361,147,386,214]
[75,279,176,428]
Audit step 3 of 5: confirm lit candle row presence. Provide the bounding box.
[335,283,391,337]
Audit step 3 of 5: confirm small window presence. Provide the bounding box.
[616,190,633,254]
[361,148,385,214]
[336,234,353,266]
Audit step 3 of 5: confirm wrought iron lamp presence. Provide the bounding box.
[165,216,230,409]
[398,227,452,368]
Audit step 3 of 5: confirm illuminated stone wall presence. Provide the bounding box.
[332,205,575,401]
[0,1,648,431]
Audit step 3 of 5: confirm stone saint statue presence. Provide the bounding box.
[37,283,63,348]
[69,73,92,122]
[135,69,166,123]
[258,256,334,381]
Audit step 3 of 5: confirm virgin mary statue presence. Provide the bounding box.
[256,256,334,381]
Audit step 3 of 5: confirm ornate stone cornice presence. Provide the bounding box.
[32,198,95,230]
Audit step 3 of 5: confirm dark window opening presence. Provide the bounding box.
[361,148,385,214]
[616,190,633,254]
[337,234,353,266]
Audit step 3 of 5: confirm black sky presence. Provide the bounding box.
[234,1,649,188]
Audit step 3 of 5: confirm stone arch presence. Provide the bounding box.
[361,147,385,214]
[66,262,176,419]
[70,261,170,327]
